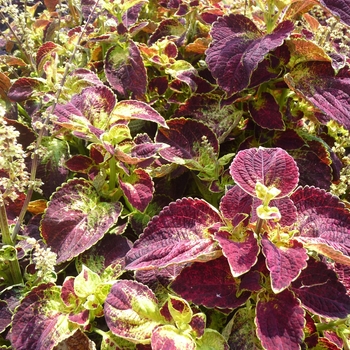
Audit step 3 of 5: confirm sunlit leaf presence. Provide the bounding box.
[41,179,122,264]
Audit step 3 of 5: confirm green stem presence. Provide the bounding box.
[0,201,23,284]
[109,156,117,191]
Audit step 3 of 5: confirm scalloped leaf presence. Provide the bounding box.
[214,229,259,277]
[156,118,219,169]
[105,40,147,99]
[285,62,350,130]
[151,325,196,350]
[291,186,350,265]
[248,92,285,130]
[170,256,251,309]
[104,280,164,344]
[11,284,78,350]
[125,198,222,270]
[206,14,293,96]
[110,100,167,128]
[291,258,350,318]
[261,233,308,293]
[320,0,350,26]
[41,179,122,264]
[119,168,154,212]
[229,147,299,198]
[256,289,305,350]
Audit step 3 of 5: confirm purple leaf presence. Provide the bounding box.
[111,100,167,128]
[214,229,259,277]
[8,77,44,102]
[156,118,219,165]
[206,14,293,96]
[249,92,285,130]
[105,40,147,99]
[151,325,196,350]
[256,289,305,350]
[320,0,350,26]
[285,62,350,130]
[41,179,122,264]
[171,256,251,309]
[230,147,299,198]
[261,233,308,293]
[11,284,77,350]
[125,198,223,270]
[291,186,350,265]
[65,155,94,173]
[119,168,154,212]
[148,19,186,45]
[291,258,350,318]
[105,280,163,342]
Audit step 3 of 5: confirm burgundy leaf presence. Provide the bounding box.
[261,233,308,293]
[148,19,186,45]
[256,289,305,350]
[334,263,350,294]
[320,0,350,26]
[11,284,77,350]
[70,85,116,130]
[174,94,237,142]
[105,40,147,99]
[41,179,122,264]
[248,92,285,130]
[171,256,251,309]
[285,62,350,130]
[156,118,219,165]
[65,155,94,173]
[291,186,350,264]
[119,168,154,212]
[36,41,58,68]
[214,229,259,277]
[230,147,299,198]
[125,198,222,270]
[219,185,253,225]
[291,258,350,318]
[206,14,293,96]
[8,77,44,102]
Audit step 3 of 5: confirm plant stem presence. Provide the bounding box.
[11,0,101,242]
[109,156,117,191]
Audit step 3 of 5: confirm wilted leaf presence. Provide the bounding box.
[125,198,222,270]
[229,147,299,198]
[256,289,304,350]
[41,179,122,264]
[206,14,293,96]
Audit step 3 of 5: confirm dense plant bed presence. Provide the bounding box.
[0,0,350,348]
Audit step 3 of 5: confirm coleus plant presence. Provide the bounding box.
[1,0,350,349]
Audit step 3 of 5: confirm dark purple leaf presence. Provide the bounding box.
[230,147,299,198]
[256,289,304,350]
[125,198,223,270]
[148,19,186,45]
[291,186,350,265]
[174,94,237,142]
[249,92,285,130]
[8,77,44,102]
[156,118,219,166]
[206,14,293,96]
[41,179,122,264]
[261,233,308,293]
[105,280,163,342]
[122,2,145,27]
[171,256,251,309]
[214,229,259,277]
[105,40,147,99]
[285,62,350,130]
[119,168,154,212]
[320,0,350,26]
[0,300,12,333]
[334,263,350,294]
[11,284,77,350]
[65,155,94,173]
[291,258,350,318]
